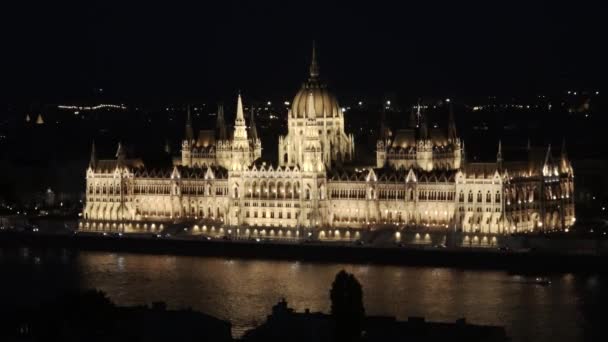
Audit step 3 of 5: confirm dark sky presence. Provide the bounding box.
[5,1,604,103]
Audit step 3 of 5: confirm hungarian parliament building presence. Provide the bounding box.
[80,45,575,245]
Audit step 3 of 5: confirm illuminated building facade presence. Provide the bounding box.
[80,45,575,244]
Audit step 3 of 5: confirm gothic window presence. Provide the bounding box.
[468,191,473,203]
[486,191,492,203]
[477,191,482,203]
[495,192,501,203]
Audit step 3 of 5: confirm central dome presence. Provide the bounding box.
[290,43,341,119]
[291,79,341,118]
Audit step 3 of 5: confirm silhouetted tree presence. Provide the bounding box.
[330,270,365,342]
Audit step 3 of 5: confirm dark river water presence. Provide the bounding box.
[1,247,605,341]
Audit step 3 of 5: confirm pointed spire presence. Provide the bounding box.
[411,98,422,129]
[419,118,429,140]
[216,103,227,140]
[497,140,503,166]
[542,144,554,176]
[544,144,552,166]
[232,94,248,141]
[309,41,319,78]
[408,107,417,128]
[418,100,429,140]
[185,105,194,142]
[116,142,126,166]
[164,139,171,154]
[380,106,390,140]
[447,103,458,141]
[236,93,245,123]
[462,141,467,164]
[560,138,570,173]
[249,106,259,142]
[89,141,97,168]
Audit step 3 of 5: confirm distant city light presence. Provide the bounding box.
[284,101,290,106]
[386,100,391,105]
[445,98,451,103]
[358,101,363,106]
[58,104,127,111]
[267,101,272,106]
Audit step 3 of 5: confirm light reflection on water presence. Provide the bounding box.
[0,248,604,341]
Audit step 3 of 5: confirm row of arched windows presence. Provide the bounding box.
[459,190,501,204]
[89,183,122,195]
[418,190,456,201]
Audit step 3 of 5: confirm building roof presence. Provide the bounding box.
[91,159,144,173]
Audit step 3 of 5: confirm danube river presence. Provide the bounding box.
[1,247,604,341]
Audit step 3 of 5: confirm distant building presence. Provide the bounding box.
[80,44,575,244]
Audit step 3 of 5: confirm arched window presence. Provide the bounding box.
[495,192,501,203]
[468,191,473,203]
[477,191,482,203]
[283,153,288,164]
[234,187,239,198]
[459,191,464,202]
[486,191,492,203]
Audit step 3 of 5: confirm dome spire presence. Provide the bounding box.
[309,41,319,78]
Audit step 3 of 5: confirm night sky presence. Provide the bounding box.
[6,1,604,103]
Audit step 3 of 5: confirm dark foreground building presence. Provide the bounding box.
[1,291,232,342]
[242,299,507,342]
